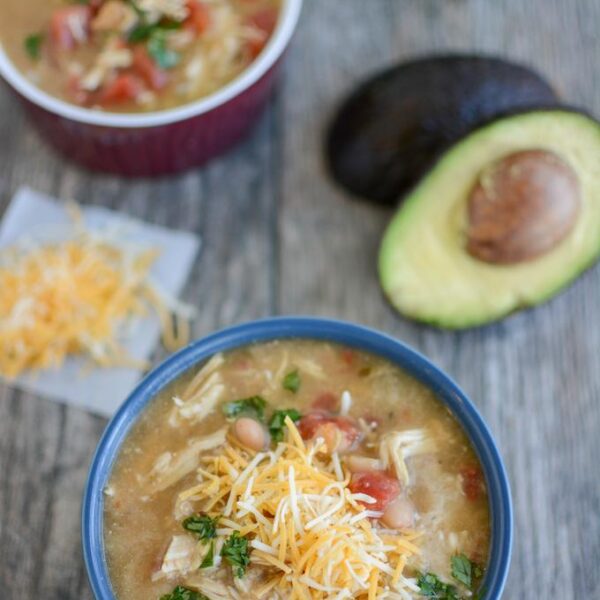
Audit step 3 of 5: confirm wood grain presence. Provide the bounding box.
[1,0,599,597]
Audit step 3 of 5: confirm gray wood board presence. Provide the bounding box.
[1,0,599,597]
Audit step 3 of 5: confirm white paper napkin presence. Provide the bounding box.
[0,187,200,417]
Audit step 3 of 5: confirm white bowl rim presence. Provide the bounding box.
[0,0,302,129]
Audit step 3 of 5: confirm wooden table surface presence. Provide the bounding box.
[1,0,599,597]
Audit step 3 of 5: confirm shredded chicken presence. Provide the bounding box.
[379,430,437,485]
[81,37,133,91]
[182,353,225,399]
[147,427,228,492]
[92,1,138,33]
[271,350,289,384]
[136,0,189,22]
[169,353,226,425]
[171,373,225,424]
[65,9,89,44]
[185,571,279,600]
[170,29,196,50]
[293,357,325,379]
[187,577,235,600]
[158,535,201,578]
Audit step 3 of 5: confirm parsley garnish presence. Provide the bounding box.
[200,541,214,569]
[221,531,250,577]
[450,553,483,592]
[182,514,219,540]
[127,13,181,44]
[128,22,157,43]
[418,557,484,600]
[282,369,301,393]
[24,33,44,60]
[222,396,267,421]
[451,554,471,588]
[147,31,180,69]
[160,586,207,600]
[268,409,302,442]
[126,4,181,69]
[417,572,460,599]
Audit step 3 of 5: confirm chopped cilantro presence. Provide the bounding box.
[222,396,267,421]
[221,531,250,577]
[200,541,214,569]
[127,0,183,69]
[128,22,157,43]
[418,559,484,599]
[24,33,44,60]
[282,369,301,393]
[128,0,146,18]
[182,514,219,540]
[451,554,472,588]
[268,409,302,442]
[160,586,206,600]
[417,572,460,599]
[128,15,182,43]
[147,32,180,69]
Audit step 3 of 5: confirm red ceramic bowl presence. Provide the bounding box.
[0,0,302,177]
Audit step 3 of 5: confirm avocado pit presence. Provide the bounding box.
[466,150,581,264]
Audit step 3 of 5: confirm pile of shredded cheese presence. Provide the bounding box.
[0,216,193,379]
[175,418,422,599]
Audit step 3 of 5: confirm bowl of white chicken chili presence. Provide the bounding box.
[0,0,302,175]
[82,317,512,600]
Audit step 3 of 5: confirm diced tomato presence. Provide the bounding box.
[100,74,145,105]
[349,472,401,512]
[249,7,279,35]
[460,465,485,502]
[185,1,212,34]
[66,75,92,106]
[50,5,92,51]
[468,547,486,568]
[298,412,339,438]
[311,392,338,413]
[132,46,169,91]
[341,349,356,367]
[298,412,362,453]
[233,358,251,371]
[245,7,278,58]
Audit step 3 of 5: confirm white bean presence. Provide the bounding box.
[381,496,416,530]
[233,417,268,451]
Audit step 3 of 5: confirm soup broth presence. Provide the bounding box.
[1,0,280,112]
[104,340,490,599]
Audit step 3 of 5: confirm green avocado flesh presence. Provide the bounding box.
[379,110,600,329]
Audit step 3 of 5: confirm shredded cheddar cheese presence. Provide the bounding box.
[0,213,194,379]
[176,418,422,599]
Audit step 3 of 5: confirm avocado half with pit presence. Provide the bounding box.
[379,109,600,329]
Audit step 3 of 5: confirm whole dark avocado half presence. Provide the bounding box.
[379,108,600,329]
[326,55,559,205]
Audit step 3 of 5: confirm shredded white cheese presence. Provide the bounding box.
[166,418,422,598]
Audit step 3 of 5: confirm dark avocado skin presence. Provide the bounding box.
[326,55,559,205]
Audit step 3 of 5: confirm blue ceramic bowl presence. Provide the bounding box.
[82,317,512,599]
